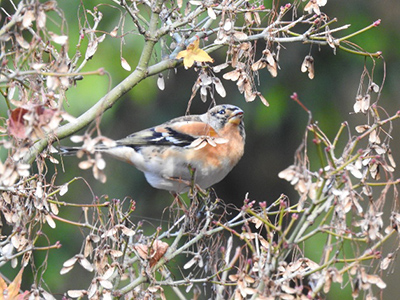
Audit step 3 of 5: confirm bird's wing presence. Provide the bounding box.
[116,120,218,147]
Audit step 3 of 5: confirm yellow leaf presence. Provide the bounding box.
[176,38,214,69]
[0,268,28,300]
[0,274,8,294]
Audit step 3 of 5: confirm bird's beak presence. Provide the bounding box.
[228,109,244,125]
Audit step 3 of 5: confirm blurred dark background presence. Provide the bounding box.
[1,0,400,298]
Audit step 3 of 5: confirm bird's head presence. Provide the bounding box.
[202,104,244,130]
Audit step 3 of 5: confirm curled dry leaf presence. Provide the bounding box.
[134,240,169,267]
[388,149,396,168]
[70,135,84,143]
[84,238,93,258]
[42,0,57,12]
[326,31,339,51]
[120,225,135,236]
[304,0,327,15]
[281,284,296,294]
[189,1,202,5]
[36,9,47,29]
[8,108,29,139]
[250,217,263,229]
[11,233,28,251]
[354,94,371,114]
[67,290,87,298]
[157,74,165,90]
[380,253,393,270]
[93,166,107,183]
[369,82,379,93]
[362,272,386,289]
[110,26,118,37]
[252,48,278,77]
[215,28,227,45]
[223,69,241,81]
[213,77,226,97]
[79,256,94,272]
[84,234,100,257]
[368,129,380,144]
[253,11,261,25]
[102,266,116,280]
[87,283,97,299]
[22,10,35,28]
[147,286,166,300]
[244,90,257,102]
[301,55,315,79]
[59,184,68,196]
[256,92,269,107]
[224,18,233,31]
[49,32,68,45]
[244,11,253,25]
[190,136,228,150]
[32,63,46,71]
[184,254,204,269]
[60,265,74,275]
[95,155,106,170]
[135,244,148,260]
[264,48,278,77]
[207,6,216,19]
[78,160,93,170]
[109,249,123,258]
[369,162,380,180]
[48,155,59,164]
[98,278,113,289]
[355,125,370,133]
[45,214,56,228]
[63,256,78,268]
[121,57,132,71]
[233,31,248,41]
[213,63,229,73]
[346,163,363,179]
[85,41,98,60]
[251,59,268,72]
[15,34,30,49]
[372,144,386,155]
[50,202,59,215]
[201,86,209,102]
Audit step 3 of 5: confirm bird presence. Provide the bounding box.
[61,104,245,193]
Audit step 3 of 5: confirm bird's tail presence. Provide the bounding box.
[57,144,112,156]
[57,144,136,166]
[57,146,83,156]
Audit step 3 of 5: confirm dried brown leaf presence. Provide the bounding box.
[157,74,165,90]
[301,55,315,79]
[22,10,35,28]
[213,77,226,97]
[15,34,30,49]
[67,290,86,298]
[121,57,132,71]
[37,9,47,29]
[49,32,68,45]
[223,70,241,81]
[110,26,118,37]
[8,108,29,139]
[207,7,216,19]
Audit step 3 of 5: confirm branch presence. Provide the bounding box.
[22,0,178,165]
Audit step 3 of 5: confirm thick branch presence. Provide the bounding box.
[22,0,172,165]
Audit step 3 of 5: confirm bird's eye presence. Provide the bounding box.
[218,109,226,115]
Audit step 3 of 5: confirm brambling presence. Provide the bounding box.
[62,104,245,193]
